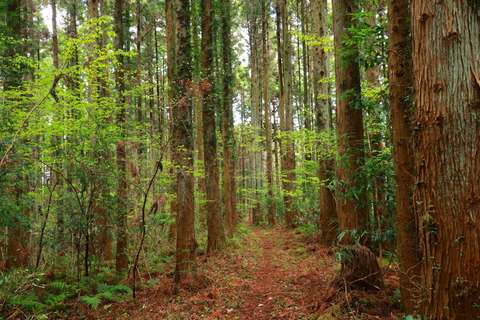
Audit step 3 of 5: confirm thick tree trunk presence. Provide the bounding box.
[311,0,337,245]
[332,0,368,245]
[387,0,420,313]
[411,1,480,318]
[173,0,196,283]
[201,0,226,252]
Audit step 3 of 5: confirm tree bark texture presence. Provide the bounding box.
[277,0,297,228]
[173,0,196,283]
[263,1,276,226]
[221,0,238,237]
[411,1,480,318]
[387,0,420,313]
[311,0,337,245]
[332,0,368,245]
[114,0,129,274]
[201,0,226,252]
[165,0,178,244]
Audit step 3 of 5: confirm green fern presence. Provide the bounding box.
[10,298,46,311]
[45,292,68,307]
[48,281,70,292]
[80,295,102,309]
[108,284,132,294]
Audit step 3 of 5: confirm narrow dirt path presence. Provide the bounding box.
[88,226,397,320]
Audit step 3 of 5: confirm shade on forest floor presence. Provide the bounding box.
[80,225,400,319]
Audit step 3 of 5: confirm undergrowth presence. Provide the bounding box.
[0,267,133,318]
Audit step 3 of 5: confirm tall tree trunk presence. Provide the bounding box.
[277,0,297,228]
[387,0,420,313]
[263,0,275,226]
[332,0,368,245]
[114,0,128,274]
[165,0,177,243]
[248,8,263,225]
[311,0,337,245]
[4,0,31,271]
[411,1,480,318]
[173,0,196,283]
[201,0,226,252]
[221,0,238,236]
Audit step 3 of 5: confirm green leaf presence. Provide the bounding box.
[80,295,102,309]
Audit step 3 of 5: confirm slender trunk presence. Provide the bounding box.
[388,0,420,312]
[311,0,337,245]
[249,11,263,225]
[263,1,275,225]
[277,0,297,228]
[221,0,238,236]
[165,0,177,243]
[114,0,129,274]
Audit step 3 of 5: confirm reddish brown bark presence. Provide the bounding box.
[172,0,196,283]
[411,1,480,318]
[311,0,337,245]
[221,0,238,236]
[263,1,275,226]
[332,0,368,245]
[277,0,297,228]
[201,0,226,252]
[387,0,420,313]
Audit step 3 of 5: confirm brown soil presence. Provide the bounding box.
[80,226,400,319]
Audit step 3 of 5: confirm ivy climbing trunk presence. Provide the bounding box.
[114,0,128,274]
[201,0,226,252]
[387,0,420,313]
[172,0,196,283]
[332,0,368,245]
[221,0,238,236]
[411,1,480,318]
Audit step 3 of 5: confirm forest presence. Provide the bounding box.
[1,0,479,319]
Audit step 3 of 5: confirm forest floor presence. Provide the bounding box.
[80,226,401,320]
